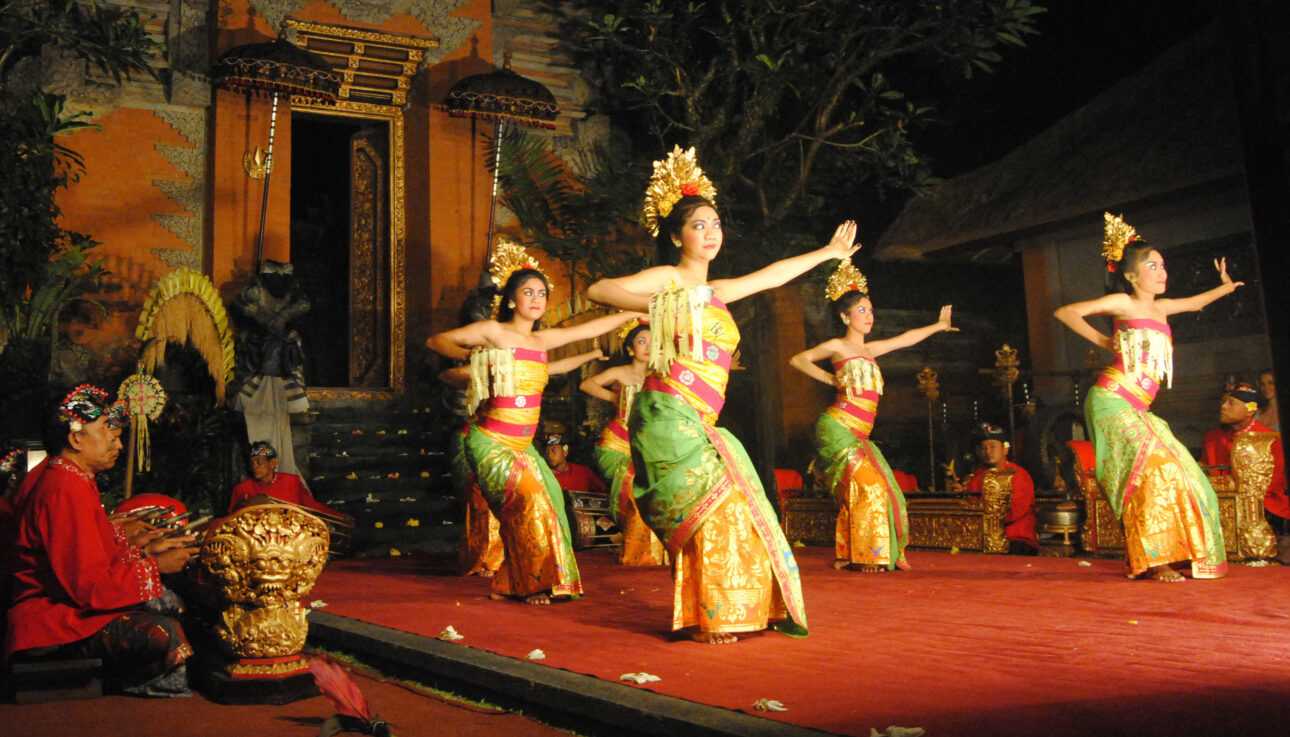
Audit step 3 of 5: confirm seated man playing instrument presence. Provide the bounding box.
[1201,380,1288,533]
[228,440,348,520]
[5,386,197,696]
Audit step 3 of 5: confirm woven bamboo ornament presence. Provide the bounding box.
[1102,212,1139,267]
[824,258,868,301]
[488,238,548,318]
[135,268,235,401]
[641,146,718,237]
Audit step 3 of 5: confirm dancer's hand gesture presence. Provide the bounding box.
[1215,257,1244,292]
[824,220,860,259]
[937,305,959,332]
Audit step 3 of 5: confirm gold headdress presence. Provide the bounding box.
[824,258,868,301]
[488,238,549,318]
[641,146,718,237]
[617,318,647,341]
[1102,212,1139,267]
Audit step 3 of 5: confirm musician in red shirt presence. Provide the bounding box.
[951,422,1038,553]
[228,440,346,519]
[5,385,196,696]
[1201,381,1288,532]
[542,433,607,495]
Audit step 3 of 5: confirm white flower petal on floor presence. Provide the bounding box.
[526,649,546,660]
[438,625,464,641]
[753,699,787,712]
[620,672,661,684]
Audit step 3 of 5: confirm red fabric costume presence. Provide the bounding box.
[228,472,344,517]
[965,461,1038,549]
[550,462,607,494]
[1201,419,1289,519]
[5,457,163,655]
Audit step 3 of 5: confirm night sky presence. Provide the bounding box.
[915,0,1223,181]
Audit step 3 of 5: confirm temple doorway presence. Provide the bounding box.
[290,112,391,390]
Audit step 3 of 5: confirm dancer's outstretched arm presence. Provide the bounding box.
[587,266,680,312]
[550,348,606,375]
[789,340,844,387]
[711,221,859,304]
[1053,294,1130,351]
[580,364,631,402]
[536,311,643,351]
[868,306,957,358]
[1159,258,1243,315]
[426,319,499,361]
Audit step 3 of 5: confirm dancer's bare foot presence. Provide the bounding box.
[1148,565,1184,583]
[524,593,551,605]
[477,569,496,578]
[859,564,884,573]
[489,592,506,600]
[691,631,738,644]
[833,560,850,570]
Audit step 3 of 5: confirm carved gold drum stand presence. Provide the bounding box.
[188,504,330,703]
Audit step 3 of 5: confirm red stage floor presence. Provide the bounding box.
[310,548,1290,737]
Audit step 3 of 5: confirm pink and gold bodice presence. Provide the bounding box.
[471,347,549,448]
[643,294,739,426]
[825,355,883,440]
[1094,318,1173,410]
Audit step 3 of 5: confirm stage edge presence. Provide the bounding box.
[307,611,842,737]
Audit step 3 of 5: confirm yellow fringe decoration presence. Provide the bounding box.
[1116,326,1173,388]
[466,348,517,415]
[117,373,166,472]
[837,358,883,399]
[647,285,709,376]
[135,269,235,401]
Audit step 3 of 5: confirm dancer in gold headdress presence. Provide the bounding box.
[580,319,668,566]
[587,146,858,643]
[1055,213,1239,582]
[790,260,955,572]
[427,240,641,604]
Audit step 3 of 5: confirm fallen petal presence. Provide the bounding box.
[619,672,661,684]
[438,625,464,641]
[310,600,328,608]
[526,649,546,660]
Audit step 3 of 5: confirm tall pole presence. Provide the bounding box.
[917,367,940,491]
[254,92,280,265]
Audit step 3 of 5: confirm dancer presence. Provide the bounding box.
[580,319,668,565]
[587,146,857,643]
[427,240,641,604]
[1054,212,1237,582]
[443,349,605,578]
[789,259,955,572]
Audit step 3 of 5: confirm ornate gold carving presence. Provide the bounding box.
[783,497,835,547]
[350,131,389,387]
[980,467,1016,554]
[1230,432,1278,560]
[225,655,310,677]
[197,505,330,660]
[994,344,1020,389]
[286,19,436,107]
[907,498,985,551]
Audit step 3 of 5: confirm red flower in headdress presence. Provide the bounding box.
[680,183,699,196]
[1106,262,1117,273]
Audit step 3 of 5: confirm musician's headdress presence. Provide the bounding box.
[1102,212,1141,272]
[825,258,868,302]
[641,146,718,237]
[58,384,110,433]
[488,238,548,318]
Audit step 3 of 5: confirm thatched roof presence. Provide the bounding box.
[877,24,1243,260]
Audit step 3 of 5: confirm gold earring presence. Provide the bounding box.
[507,300,515,309]
[842,317,851,326]
[672,239,682,248]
